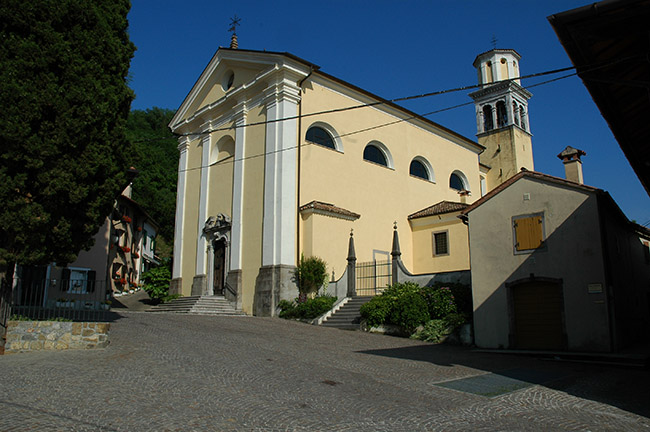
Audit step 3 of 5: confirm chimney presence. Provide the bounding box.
[557,146,586,184]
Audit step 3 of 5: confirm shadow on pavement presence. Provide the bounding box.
[357,343,650,419]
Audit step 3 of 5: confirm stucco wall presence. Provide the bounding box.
[409,213,470,274]
[239,105,266,315]
[299,80,482,273]
[468,178,611,351]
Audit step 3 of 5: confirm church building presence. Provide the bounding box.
[169,42,534,316]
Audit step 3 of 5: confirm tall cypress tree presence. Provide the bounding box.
[0,0,136,267]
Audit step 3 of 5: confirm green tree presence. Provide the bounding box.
[0,0,135,267]
[294,255,329,300]
[125,108,178,249]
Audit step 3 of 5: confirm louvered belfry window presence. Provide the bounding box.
[513,214,544,252]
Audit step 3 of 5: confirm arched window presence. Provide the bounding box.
[306,126,335,150]
[483,105,494,132]
[363,144,388,166]
[513,101,520,127]
[409,158,431,181]
[449,171,468,191]
[496,101,507,128]
[520,106,527,131]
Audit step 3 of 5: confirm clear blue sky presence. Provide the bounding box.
[127,0,649,225]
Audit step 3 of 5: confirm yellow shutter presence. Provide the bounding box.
[515,216,543,251]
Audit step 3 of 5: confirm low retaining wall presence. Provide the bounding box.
[4,321,110,354]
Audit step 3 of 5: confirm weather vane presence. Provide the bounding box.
[229,15,241,35]
[228,15,241,49]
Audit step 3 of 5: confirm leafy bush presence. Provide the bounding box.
[411,313,468,343]
[360,282,465,335]
[294,255,329,300]
[141,265,172,304]
[278,295,337,320]
[421,285,457,319]
[360,282,430,331]
[359,295,392,328]
[389,290,430,332]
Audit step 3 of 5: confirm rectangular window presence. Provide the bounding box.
[432,231,449,256]
[62,267,96,293]
[513,213,545,252]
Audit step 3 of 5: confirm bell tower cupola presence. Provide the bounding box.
[469,49,534,191]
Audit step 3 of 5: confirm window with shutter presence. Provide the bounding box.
[513,214,544,252]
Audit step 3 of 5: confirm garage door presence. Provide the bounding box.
[512,281,564,350]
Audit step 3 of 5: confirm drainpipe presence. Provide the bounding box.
[296,67,314,266]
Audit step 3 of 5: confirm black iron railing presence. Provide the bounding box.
[356,260,391,296]
[8,278,111,322]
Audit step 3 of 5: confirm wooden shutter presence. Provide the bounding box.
[87,270,96,293]
[514,215,543,251]
[61,268,70,292]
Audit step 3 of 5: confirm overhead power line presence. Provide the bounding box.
[176,71,581,175]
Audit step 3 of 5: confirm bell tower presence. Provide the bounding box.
[469,49,534,191]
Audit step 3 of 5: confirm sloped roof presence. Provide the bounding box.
[408,201,469,220]
[460,170,601,216]
[299,201,360,220]
[548,0,650,196]
[171,47,483,152]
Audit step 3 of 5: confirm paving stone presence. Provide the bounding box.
[0,311,648,431]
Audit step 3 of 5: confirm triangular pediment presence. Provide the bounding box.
[169,48,315,132]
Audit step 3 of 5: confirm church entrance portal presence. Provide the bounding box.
[213,240,226,296]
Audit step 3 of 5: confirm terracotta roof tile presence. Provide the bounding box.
[299,201,360,220]
[408,201,469,220]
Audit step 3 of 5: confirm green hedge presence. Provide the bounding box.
[360,281,470,336]
[278,295,337,320]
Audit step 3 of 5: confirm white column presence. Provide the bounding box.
[172,137,191,279]
[230,103,247,271]
[262,81,300,267]
[195,128,212,276]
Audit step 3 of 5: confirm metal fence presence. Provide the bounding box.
[8,278,111,322]
[356,260,392,296]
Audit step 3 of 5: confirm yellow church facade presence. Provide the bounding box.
[169,47,528,316]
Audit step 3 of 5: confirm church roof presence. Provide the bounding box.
[172,47,483,153]
[408,201,469,220]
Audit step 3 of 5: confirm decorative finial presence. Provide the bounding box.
[491,35,498,50]
[229,15,241,49]
[350,228,354,237]
[393,221,397,230]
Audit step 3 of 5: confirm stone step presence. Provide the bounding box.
[148,295,245,316]
[320,296,373,330]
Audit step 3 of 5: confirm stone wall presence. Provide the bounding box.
[4,321,110,354]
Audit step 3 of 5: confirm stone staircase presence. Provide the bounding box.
[321,296,373,330]
[148,295,245,316]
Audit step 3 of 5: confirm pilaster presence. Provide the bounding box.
[261,80,301,267]
[230,103,247,272]
[172,136,191,280]
[195,126,212,277]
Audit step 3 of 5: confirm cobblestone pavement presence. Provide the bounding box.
[1,312,649,431]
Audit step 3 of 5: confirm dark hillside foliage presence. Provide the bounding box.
[126,108,178,244]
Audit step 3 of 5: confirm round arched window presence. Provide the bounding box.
[306,126,335,150]
[363,144,387,166]
[450,173,466,191]
[409,159,429,181]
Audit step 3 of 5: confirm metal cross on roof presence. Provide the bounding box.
[491,35,498,50]
[228,15,241,35]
